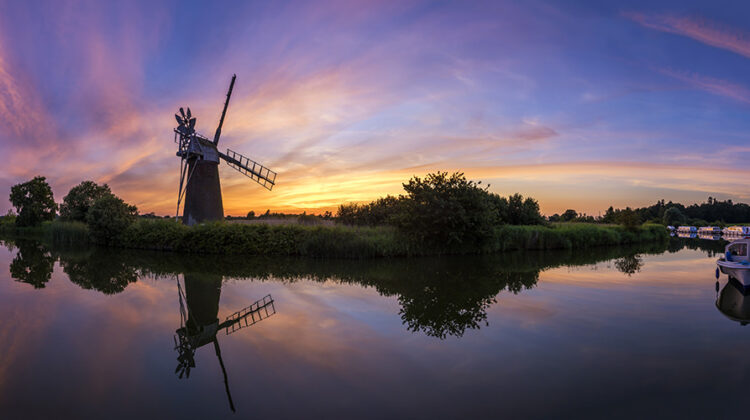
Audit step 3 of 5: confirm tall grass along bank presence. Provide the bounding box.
[1,219,668,258]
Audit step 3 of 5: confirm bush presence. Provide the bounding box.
[337,172,545,252]
[86,195,138,245]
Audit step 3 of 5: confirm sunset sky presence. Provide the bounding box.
[1,0,750,217]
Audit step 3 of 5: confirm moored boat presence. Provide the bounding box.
[717,239,750,287]
[722,226,750,236]
[698,226,721,234]
[698,233,721,241]
[677,226,697,233]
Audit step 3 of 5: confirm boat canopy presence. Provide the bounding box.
[726,240,749,262]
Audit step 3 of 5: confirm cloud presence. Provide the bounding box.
[623,11,750,59]
[659,68,750,104]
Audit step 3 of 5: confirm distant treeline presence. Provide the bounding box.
[549,197,750,227]
[1,172,667,257]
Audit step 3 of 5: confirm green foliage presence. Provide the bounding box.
[0,210,16,228]
[662,206,686,226]
[86,194,138,245]
[560,209,578,222]
[9,176,57,227]
[615,207,642,231]
[395,172,501,250]
[497,193,546,225]
[47,221,90,245]
[120,218,187,250]
[59,180,112,222]
[338,172,545,252]
[338,195,405,226]
[111,218,667,257]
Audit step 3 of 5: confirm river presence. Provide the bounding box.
[0,237,746,419]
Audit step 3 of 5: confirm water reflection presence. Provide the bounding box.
[60,248,138,294]
[7,239,55,289]
[3,236,747,417]
[174,273,275,412]
[0,237,684,340]
[613,254,643,276]
[716,277,750,326]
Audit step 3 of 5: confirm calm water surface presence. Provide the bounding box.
[0,238,747,419]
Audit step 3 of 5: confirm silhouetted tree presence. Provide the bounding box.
[9,176,57,227]
[86,194,138,245]
[561,209,578,222]
[662,207,686,226]
[59,180,112,222]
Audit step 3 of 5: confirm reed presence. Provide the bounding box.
[1,218,668,258]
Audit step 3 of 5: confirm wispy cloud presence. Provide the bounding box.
[659,68,750,104]
[623,11,750,58]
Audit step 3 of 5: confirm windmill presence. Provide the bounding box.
[174,74,277,225]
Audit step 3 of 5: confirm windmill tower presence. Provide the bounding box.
[174,75,277,225]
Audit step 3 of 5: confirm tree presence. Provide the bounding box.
[9,176,57,227]
[396,172,500,250]
[86,194,138,245]
[601,206,616,224]
[560,209,578,222]
[662,207,686,226]
[59,180,112,222]
[616,207,642,230]
[246,210,255,219]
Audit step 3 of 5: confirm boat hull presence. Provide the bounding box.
[718,261,750,287]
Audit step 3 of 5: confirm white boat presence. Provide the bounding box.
[722,226,750,236]
[666,225,676,231]
[698,233,721,241]
[698,226,721,234]
[717,239,750,287]
[677,226,697,233]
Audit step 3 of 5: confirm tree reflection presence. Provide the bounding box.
[397,270,538,339]
[614,254,643,276]
[8,239,54,289]
[1,237,674,339]
[58,249,138,295]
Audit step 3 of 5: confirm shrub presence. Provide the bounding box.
[393,172,501,251]
[86,194,138,245]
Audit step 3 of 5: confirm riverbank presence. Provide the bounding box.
[0,219,668,258]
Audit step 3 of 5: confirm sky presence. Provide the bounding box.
[1,0,750,217]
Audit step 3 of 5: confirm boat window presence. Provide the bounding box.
[729,243,747,257]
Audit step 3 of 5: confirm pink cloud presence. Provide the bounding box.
[624,11,750,58]
[659,68,750,104]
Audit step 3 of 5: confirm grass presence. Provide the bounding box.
[0,219,668,258]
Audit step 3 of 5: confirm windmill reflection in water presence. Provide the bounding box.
[174,273,276,412]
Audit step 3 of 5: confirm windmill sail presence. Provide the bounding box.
[219,148,277,190]
[220,294,276,336]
